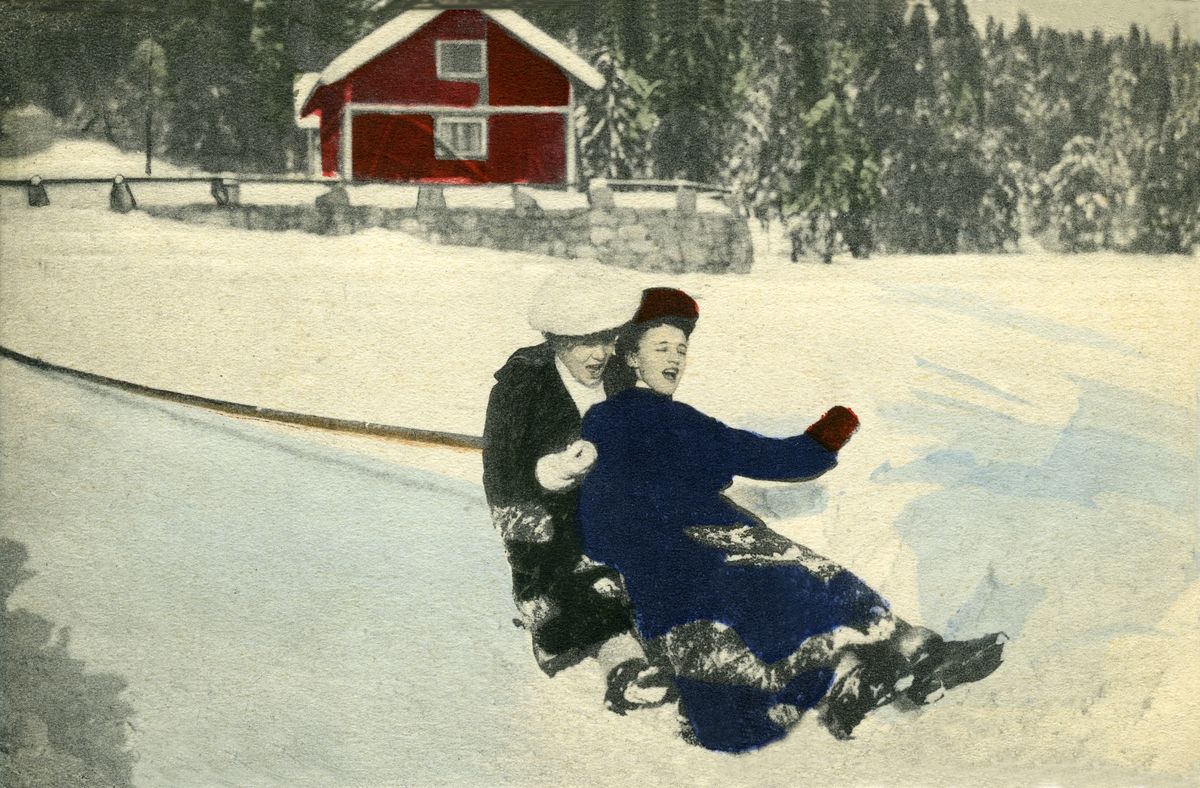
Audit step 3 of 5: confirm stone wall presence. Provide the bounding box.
[141,186,753,275]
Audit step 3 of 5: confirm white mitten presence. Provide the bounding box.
[536,440,598,491]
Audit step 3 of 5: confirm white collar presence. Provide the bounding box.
[554,356,608,417]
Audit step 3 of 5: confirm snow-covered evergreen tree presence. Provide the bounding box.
[724,35,801,229]
[645,0,742,182]
[1142,51,1200,253]
[788,42,881,262]
[577,45,660,181]
[106,38,171,165]
[1040,135,1127,251]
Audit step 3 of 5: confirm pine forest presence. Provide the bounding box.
[3,0,1199,257]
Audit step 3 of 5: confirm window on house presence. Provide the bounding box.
[436,40,486,80]
[434,117,487,160]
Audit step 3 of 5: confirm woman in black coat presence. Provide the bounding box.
[482,271,671,710]
[484,339,634,669]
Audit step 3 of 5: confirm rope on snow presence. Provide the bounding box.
[0,344,484,452]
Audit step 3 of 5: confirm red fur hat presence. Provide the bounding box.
[634,288,699,324]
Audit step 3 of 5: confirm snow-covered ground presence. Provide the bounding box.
[1,186,1198,786]
[0,139,202,180]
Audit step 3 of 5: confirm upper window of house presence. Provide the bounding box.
[436,40,486,80]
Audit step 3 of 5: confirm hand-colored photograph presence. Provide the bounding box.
[1,1,1197,786]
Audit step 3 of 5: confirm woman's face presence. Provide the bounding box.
[628,323,688,396]
[557,336,617,387]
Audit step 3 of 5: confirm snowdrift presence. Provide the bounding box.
[1,199,1197,785]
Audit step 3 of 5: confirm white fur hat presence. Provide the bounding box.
[528,269,642,337]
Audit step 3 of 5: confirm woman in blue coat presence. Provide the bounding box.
[578,289,1004,752]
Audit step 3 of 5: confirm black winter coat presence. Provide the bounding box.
[482,343,636,675]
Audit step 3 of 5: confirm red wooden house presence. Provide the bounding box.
[295,9,604,186]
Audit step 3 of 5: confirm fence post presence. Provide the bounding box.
[675,187,697,214]
[417,185,446,212]
[109,175,136,213]
[587,180,614,210]
[27,176,49,207]
[315,182,352,235]
[210,178,241,207]
[511,185,543,218]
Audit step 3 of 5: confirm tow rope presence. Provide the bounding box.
[0,345,484,451]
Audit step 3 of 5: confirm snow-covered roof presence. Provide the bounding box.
[318,9,442,88]
[481,10,604,91]
[294,72,321,128]
[307,8,603,100]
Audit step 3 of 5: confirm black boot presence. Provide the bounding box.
[905,632,1007,705]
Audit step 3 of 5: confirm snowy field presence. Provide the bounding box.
[0,139,203,180]
[1,184,1198,786]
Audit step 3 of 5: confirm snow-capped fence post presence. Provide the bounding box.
[511,185,544,219]
[315,183,352,235]
[675,186,697,214]
[109,175,136,213]
[587,179,615,210]
[26,176,49,207]
[210,178,240,207]
[416,185,445,212]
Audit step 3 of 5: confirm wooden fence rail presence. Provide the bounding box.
[2,175,733,211]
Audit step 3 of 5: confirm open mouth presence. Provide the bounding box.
[661,369,678,382]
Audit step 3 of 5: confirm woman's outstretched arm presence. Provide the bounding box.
[721,428,838,482]
[719,406,859,482]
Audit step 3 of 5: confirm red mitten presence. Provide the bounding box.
[805,406,860,452]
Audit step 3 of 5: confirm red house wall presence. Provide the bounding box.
[486,22,569,107]
[307,10,574,183]
[352,113,565,184]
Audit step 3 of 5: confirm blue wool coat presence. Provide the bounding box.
[579,387,887,751]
